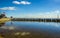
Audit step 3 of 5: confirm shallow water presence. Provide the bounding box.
[0,21,60,38]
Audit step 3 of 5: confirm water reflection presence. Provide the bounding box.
[0,23,5,27]
[0,22,5,38]
[11,21,13,25]
[14,32,30,36]
[0,21,31,38]
[0,22,16,30]
[0,21,60,38]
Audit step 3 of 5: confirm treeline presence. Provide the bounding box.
[11,18,60,22]
[0,13,7,18]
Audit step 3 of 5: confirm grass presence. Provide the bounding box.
[0,18,11,23]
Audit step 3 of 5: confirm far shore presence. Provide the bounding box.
[11,18,60,22]
[0,18,60,23]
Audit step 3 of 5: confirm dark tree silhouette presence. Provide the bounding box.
[0,12,6,18]
[10,16,13,19]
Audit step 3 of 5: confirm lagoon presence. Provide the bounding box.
[0,21,60,38]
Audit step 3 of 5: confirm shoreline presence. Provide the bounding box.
[11,18,60,22]
[0,18,11,23]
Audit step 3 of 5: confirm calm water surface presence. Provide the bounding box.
[0,21,60,38]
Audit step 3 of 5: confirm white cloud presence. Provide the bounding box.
[20,1,31,5]
[13,1,31,5]
[0,7,16,10]
[47,10,60,14]
[13,1,20,4]
[39,10,60,18]
[19,10,60,18]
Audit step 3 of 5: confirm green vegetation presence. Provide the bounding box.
[0,18,11,23]
[12,18,60,22]
[0,12,11,23]
[0,12,7,19]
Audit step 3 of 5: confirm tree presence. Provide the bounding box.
[10,16,13,19]
[0,13,6,18]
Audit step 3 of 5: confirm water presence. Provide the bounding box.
[0,21,60,38]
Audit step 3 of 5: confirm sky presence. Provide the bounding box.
[0,0,60,18]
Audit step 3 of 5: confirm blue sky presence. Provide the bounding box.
[0,0,60,18]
